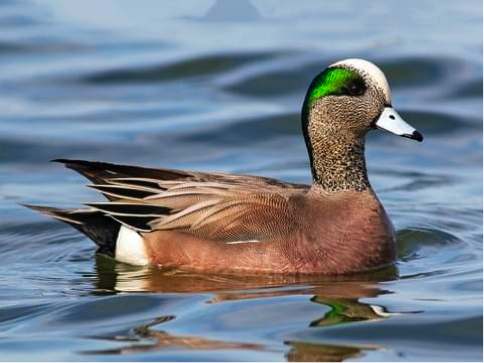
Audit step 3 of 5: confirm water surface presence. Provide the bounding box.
[0,1,482,361]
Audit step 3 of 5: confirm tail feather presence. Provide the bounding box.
[24,205,120,257]
[51,159,190,184]
[23,204,86,225]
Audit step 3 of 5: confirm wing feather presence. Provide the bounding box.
[54,159,308,241]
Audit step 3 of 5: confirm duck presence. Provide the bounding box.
[26,59,423,275]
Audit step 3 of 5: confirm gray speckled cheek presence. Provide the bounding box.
[365,86,387,124]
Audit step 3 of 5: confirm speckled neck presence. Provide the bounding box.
[303,114,372,193]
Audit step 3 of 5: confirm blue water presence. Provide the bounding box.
[0,1,482,361]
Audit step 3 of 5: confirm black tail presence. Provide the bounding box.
[23,205,119,257]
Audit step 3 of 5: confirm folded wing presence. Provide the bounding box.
[55,159,307,243]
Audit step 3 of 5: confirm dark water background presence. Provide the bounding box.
[0,1,482,361]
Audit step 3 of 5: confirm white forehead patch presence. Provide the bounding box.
[330,58,391,103]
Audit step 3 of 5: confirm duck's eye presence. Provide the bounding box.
[347,82,365,96]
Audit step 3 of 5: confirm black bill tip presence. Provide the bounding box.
[411,130,424,142]
[403,130,424,142]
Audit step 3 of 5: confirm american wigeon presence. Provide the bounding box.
[26,59,423,275]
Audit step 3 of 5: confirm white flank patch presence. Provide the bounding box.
[330,58,392,103]
[115,225,149,266]
[226,240,260,245]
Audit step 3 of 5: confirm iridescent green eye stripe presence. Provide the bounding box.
[307,68,359,104]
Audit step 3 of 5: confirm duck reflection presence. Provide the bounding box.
[86,256,399,361]
[93,254,397,297]
[81,314,267,355]
[284,341,379,362]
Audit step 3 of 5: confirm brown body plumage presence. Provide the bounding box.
[26,59,423,275]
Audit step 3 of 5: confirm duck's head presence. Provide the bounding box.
[302,58,423,143]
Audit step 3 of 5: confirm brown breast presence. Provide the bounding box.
[292,190,396,274]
